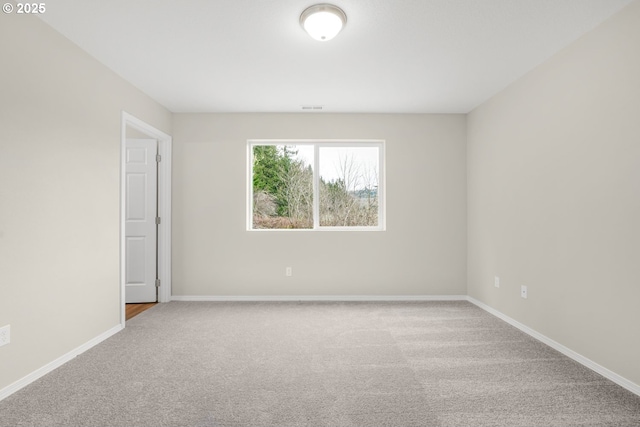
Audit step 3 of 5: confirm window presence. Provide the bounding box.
[248,140,385,231]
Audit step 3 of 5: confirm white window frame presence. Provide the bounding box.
[247,139,386,231]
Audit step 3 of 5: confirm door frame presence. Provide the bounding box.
[120,112,172,327]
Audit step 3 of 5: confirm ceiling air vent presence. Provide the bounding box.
[301,105,323,111]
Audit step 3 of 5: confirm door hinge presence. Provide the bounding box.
[156,154,161,162]
[155,279,161,288]
[155,217,161,225]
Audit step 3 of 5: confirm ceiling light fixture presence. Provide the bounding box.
[300,4,347,41]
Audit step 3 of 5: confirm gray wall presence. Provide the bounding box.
[0,16,171,390]
[467,1,640,385]
[172,113,467,297]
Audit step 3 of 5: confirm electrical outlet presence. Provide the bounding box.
[521,285,528,299]
[0,325,10,347]
[285,267,292,277]
[494,276,500,288]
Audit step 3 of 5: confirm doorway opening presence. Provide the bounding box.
[120,112,172,327]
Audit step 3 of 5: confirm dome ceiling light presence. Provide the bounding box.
[300,4,347,41]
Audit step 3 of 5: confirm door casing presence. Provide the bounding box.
[120,112,172,327]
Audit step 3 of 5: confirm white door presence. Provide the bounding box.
[125,139,158,303]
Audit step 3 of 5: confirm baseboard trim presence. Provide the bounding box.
[0,324,123,402]
[466,296,640,397]
[171,294,468,302]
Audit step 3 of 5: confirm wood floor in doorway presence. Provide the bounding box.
[125,302,157,321]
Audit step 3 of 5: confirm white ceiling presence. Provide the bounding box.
[39,0,632,113]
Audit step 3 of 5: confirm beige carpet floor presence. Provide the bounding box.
[0,301,639,427]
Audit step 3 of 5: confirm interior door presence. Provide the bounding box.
[125,139,158,303]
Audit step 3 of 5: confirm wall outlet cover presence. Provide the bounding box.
[0,325,10,347]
